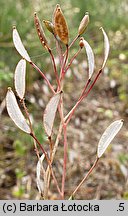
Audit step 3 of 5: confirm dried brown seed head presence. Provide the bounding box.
[53,4,69,45]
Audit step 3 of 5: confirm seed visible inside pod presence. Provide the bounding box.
[34,12,49,50]
[54,5,69,45]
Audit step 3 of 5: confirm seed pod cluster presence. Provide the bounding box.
[53,4,69,45]
[78,12,89,36]
[34,12,49,50]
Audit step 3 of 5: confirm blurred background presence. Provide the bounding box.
[0,0,128,199]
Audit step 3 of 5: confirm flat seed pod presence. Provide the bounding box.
[43,92,61,137]
[78,13,89,36]
[34,13,49,50]
[36,154,45,194]
[54,4,69,45]
[83,38,95,79]
[14,59,26,99]
[97,120,123,158]
[13,27,31,62]
[100,27,110,69]
[6,88,31,133]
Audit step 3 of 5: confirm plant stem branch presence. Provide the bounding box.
[64,69,102,124]
[63,35,79,56]
[64,79,90,124]
[31,133,62,198]
[21,99,40,160]
[65,48,81,73]
[48,49,60,88]
[30,62,55,94]
[70,157,99,198]
[60,45,69,85]
[61,124,68,199]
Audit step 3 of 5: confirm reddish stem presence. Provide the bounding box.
[79,78,91,100]
[30,62,55,94]
[81,69,102,99]
[60,45,69,84]
[65,79,90,124]
[70,157,99,198]
[65,69,102,124]
[48,49,60,88]
[61,124,68,199]
[31,133,62,198]
[65,48,81,74]
[63,35,79,56]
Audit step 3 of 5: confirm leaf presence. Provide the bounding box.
[34,13,49,50]
[14,59,26,99]
[97,119,123,158]
[36,154,45,194]
[6,88,31,133]
[43,92,61,137]
[83,39,95,79]
[54,4,69,45]
[100,27,110,69]
[13,27,31,62]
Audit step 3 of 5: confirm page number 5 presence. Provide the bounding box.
[118,203,124,211]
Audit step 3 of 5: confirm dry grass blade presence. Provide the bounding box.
[6,88,31,133]
[83,38,95,79]
[54,4,69,45]
[100,27,110,69]
[14,59,26,99]
[43,92,61,137]
[13,27,31,62]
[97,119,124,158]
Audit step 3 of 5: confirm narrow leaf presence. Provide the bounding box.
[13,27,31,62]
[83,39,95,79]
[36,154,45,194]
[97,119,123,158]
[14,59,26,99]
[43,92,61,137]
[6,88,31,133]
[100,27,110,69]
[54,4,69,45]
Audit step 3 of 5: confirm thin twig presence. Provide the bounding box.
[64,79,90,124]
[64,69,102,124]
[31,133,62,198]
[69,157,99,198]
[21,99,40,160]
[61,124,68,199]
[60,45,69,84]
[48,48,60,88]
[30,62,55,94]
[65,48,81,73]
[63,35,79,56]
